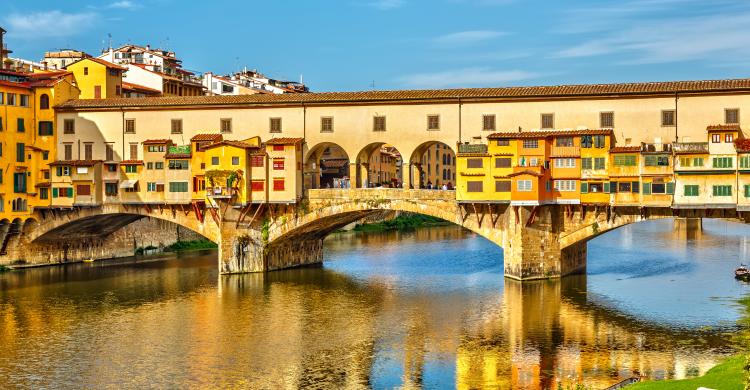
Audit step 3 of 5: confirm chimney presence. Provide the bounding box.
[0,27,6,70]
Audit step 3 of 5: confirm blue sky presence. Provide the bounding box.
[4,0,750,91]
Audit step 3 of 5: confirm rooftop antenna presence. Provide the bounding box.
[108,33,112,50]
[370,80,376,90]
[300,74,304,84]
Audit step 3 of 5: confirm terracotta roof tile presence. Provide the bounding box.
[507,170,544,177]
[164,153,192,159]
[48,160,102,166]
[57,78,750,110]
[202,140,259,150]
[191,133,223,141]
[66,57,127,71]
[122,81,161,94]
[706,124,741,132]
[321,158,349,168]
[265,137,304,145]
[609,146,642,153]
[143,139,173,145]
[487,129,613,139]
[120,160,144,165]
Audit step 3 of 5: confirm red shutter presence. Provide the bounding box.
[76,185,91,195]
[273,145,284,151]
[273,159,284,170]
[273,179,285,191]
[251,181,264,191]
[251,155,264,167]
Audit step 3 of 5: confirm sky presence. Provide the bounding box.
[4,0,750,92]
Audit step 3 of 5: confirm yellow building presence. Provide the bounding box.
[64,57,126,99]
[190,133,224,201]
[48,160,103,207]
[265,137,304,203]
[203,137,263,207]
[579,130,613,205]
[456,137,514,203]
[609,146,641,206]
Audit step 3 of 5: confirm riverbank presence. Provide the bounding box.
[350,213,450,232]
[627,355,745,389]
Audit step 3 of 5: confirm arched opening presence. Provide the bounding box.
[39,94,50,110]
[355,143,403,188]
[305,143,351,189]
[11,198,27,212]
[407,141,456,189]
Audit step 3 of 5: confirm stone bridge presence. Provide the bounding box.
[2,189,743,280]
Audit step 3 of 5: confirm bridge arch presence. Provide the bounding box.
[304,142,351,189]
[355,142,403,188]
[406,141,456,189]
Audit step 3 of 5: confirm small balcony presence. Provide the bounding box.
[207,186,236,199]
[641,143,673,153]
[672,142,709,154]
[550,146,580,157]
[458,144,488,154]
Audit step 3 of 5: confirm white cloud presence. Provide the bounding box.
[365,0,405,10]
[434,30,507,46]
[397,67,540,88]
[5,11,97,38]
[108,1,140,9]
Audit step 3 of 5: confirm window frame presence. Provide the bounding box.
[540,113,554,129]
[600,111,614,128]
[661,109,676,126]
[725,108,740,124]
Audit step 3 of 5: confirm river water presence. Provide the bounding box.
[0,219,748,389]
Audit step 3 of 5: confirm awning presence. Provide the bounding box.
[120,180,138,189]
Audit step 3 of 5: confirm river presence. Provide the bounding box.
[0,219,748,389]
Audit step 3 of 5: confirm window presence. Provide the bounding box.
[251,155,264,167]
[726,133,734,143]
[426,115,440,131]
[541,113,554,129]
[467,158,483,168]
[0,92,3,104]
[53,187,73,198]
[662,110,676,126]
[43,152,49,160]
[593,135,606,148]
[40,94,50,109]
[693,157,704,167]
[169,182,189,192]
[232,156,240,165]
[522,139,538,149]
[600,112,614,128]
[39,187,49,200]
[125,119,136,134]
[147,182,162,192]
[105,183,118,196]
[467,181,483,192]
[16,143,24,162]
[273,179,285,191]
[220,118,232,134]
[581,135,593,148]
[76,185,91,196]
[0,117,3,131]
[148,145,166,152]
[613,155,637,166]
[84,143,93,160]
[745,185,750,198]
[273,159,285,170]
[644,155,670,166]
[7,93,16,106]
[56,166,71,176]
[496,139,509,146]
[171,119,183,134]
[155,162,164,170]
[124,165,138,173]
[17,118,24,133]
[554,180,576,192]
[495,180,511,192]
[713,185,732,197]
[13,172,26,193]
[617,182,631,192]
[482,114,496,131]
[168,160,189,170]
[554,158,575,168]
[650,182,670,194]
[517,180,532,191]
[129,143,138,160]
[373,116,386,132]
[321,117,333,132]
[106,144,114,161]
[679,157,691,167]
[38,121,53,136]
[726,108,739,124]
[712,133,721,143]
[741,156,750,169]
[83,67,88,75]
[19,95,29,107]
[594,157,605,170]
[273,145,284,151]
[495,158,511,168]
[146,162,154,170]
[270,117,282,133]
[581,157,592,170]
[251,181,264,191]
[684,185,699,196]
[555,137,573,147]
[712,157,733,168]
[64,144,73,160]
[64,119,75,134]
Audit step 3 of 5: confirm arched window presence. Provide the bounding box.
[40,94,50,110]
[442,169,447,180]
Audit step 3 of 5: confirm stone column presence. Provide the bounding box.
[219,226,324,274]
[402,163,412,189]
[348,162,359,188]
[502,205,586,280]
[360,163,369,188]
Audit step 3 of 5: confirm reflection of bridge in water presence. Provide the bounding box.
[8,186,745,281]
[0,257,730,388]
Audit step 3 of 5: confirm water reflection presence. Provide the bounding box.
[0,220,746,388]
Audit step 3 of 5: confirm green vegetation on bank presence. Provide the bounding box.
[0,265,11,272]
[352,213,450,232]
[164,239,217,252]
[627,355,745,389]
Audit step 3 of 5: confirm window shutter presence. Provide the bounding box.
[666,182,675,194]
[580,182,588,193]
[745,185,750,198]
[632,181,640,193]
[68,188,74,198]
[643,182,652,195]
[603,182,610,193]
[52,188,58,198]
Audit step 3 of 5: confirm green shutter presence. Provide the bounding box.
[643,182,652,195]
[745,185,750,198]
[666,182,675,194]
[68,188,74,198]
[580,182,588,194]
[52,188,58,198]
[17,118,24,132]
[603,182,610,193]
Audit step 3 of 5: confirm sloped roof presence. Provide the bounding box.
[265,137,304,145]
[487,129,613,139]
[609,146,642,153]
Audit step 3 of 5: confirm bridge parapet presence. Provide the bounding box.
[306,188,456,201]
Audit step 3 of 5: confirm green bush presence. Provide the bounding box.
[163,240,217,253]
[353,213,449,232]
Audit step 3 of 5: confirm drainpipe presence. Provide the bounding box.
[674,92,679,143]
[302,103,306,194]
[121,108,125,159]
[457,97,463,144]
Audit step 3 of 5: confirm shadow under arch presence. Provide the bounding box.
[304,142,351,189]
[407,141,456,189]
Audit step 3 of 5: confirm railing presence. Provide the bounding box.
[672,142,709,154]
[550,146,580,157]
[642,143,673,153]
[458,144,488,154]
